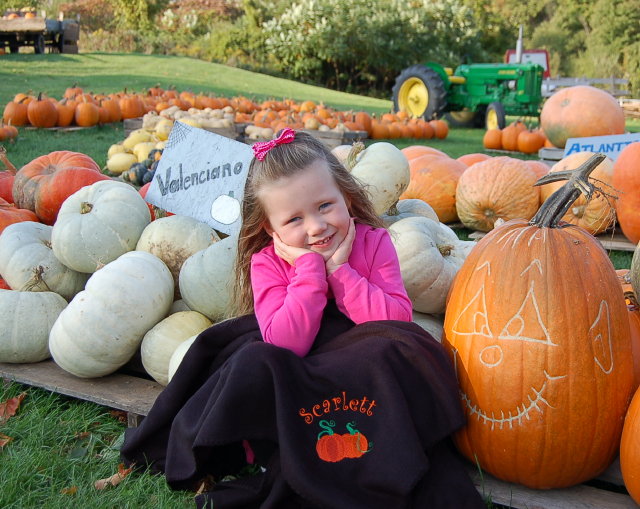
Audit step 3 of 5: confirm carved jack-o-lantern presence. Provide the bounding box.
[443,154,634,489]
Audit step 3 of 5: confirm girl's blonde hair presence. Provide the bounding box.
[229,131,384,316]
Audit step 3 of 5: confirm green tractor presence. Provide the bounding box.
[391,62,544,129]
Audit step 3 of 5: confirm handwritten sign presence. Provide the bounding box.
[145,121,254,236]
[563,132,640,161]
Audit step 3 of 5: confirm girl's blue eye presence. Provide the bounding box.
[319,202,331,210]
[287,217,300,224]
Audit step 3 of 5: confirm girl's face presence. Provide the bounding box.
[259,158,351,254]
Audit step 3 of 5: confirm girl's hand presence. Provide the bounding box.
[273,232,314,266]
[326,218,355,275]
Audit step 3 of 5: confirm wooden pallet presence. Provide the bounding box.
[1,359,637,507]
[469,229,636,252]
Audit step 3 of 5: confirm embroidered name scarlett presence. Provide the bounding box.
[299,391,377,424]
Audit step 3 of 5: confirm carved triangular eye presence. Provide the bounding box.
[498,281,556,346]
[590,300,613,374]
[451,284,493,339]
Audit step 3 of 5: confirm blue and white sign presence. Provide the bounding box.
[145,121,254,236]
[563,132,640,161]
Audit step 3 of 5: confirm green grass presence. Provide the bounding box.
[0,381,193,509]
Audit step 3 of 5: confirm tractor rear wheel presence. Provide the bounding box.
[392,65,447,120]
[485,102,506,130]
[445,110,486,128]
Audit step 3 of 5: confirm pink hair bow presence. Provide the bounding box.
[252,127,296,161]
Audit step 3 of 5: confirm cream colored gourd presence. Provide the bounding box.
[389,216,473,314]
[106,152,137,175]
[0,222,89,300]
[49,251,173,378]
[412,311,444,342]
[0,289,67,363]
[140,311,212,385]
[167,333,198,383]
[347,142,410,215]
[179,234,237,321]
[51,180,151,273]
[381,198,439,227]
[136,215,220,299]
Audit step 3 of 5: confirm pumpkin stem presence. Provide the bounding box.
[385,201,399,217]
[438,244,454,256]
[345,421,358,435]
[0,145,18,174]
[80,201,93,214]
[345,141,365,171]
[531,153,606,228]
[317,419,336,439]
[22,265,50,292]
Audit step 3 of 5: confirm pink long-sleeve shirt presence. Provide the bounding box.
[250,223,412,356]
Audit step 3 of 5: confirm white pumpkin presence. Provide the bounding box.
[51,180,151,273]
[389,216,472,314]
[381,198,439,227]
[167,333,198,383]
[412,311,444,342]
[0,289,67,363]
[348,142,410,215]
[140,311,212,385]
[49,250,174,378]
[0,221,89,300]
[136,215,220,299]
[330,144,352,165]
[179,234,237,321]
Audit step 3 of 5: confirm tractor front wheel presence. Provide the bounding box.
[392,65,447,120]
[485,102,506,130]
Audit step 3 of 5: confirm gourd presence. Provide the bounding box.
[11,150,109,225]
[389,216,473,314]
[136,215,220,299]
[51,180,151,273]
[0,289,67,363]
[455,156,539,232]
[443,154,634,489]
[345,142,410,215]
[0,221,89,300]
[621,387,640,505]
[179,234,237,321]
[539,151,615,235]
[49,250,174,378]
[140,311,212,385]
[380,198,439,227]
[540,85,625,148]
[167,333,198,383]
[612,142,640,244]
[106,152,137,175]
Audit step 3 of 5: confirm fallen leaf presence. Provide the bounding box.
[94,463,134,490]
[0,432,13,448]
[0,392,26,424]
[60,486,78,495]
[109,410,128,424]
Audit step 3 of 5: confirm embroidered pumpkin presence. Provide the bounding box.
[342,422,370,458]
[12,150,109,225]
[316,420,345,463]
[443,154,634,489]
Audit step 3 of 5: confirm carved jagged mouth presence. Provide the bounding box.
[460,371,562,430]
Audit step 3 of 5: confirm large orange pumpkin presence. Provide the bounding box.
[443,154,634,489]
[612,142,640,244]
[400,157,466,223]
[540,86,625,148]
[539,151,615,235]
[621,387,640,504]
[26,93,58,128]
[12,151,110,225]
[455,156,539,232]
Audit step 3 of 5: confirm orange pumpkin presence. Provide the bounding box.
[429,119,449,139]
[540,85,625,148]
[315,421,345,463]
[612,142,640,244]
[401,145,447,162]
[74,99,100,127]
[524,160,550,180]
[444,154,634,488]
[457,153,491,167]
[407,153,450,178]
[500,123,521,151]
[3,98,29,126]
[12,151,109,225]
[342,423,370,458]
[0,197,39,234]
[55,99,76,127]
[482,129,502,150]
[400,157,466,223]
[455,156,540,232]
[539,151,616,235]
[27,93,58,128]
[621,386,640,504]
[517,129,545,154]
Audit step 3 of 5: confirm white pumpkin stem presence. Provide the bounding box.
[438,244,454,256]
[22,265,50,292]
[80,201,93,214]
[345,141,365,171]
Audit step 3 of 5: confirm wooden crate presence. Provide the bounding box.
[1,360,637,506]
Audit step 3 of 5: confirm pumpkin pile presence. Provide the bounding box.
[482,120,549,154]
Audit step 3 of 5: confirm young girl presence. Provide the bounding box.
[120,129,484,509]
